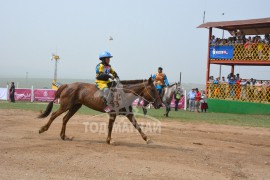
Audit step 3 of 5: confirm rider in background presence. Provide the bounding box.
[95,51,119,112]
[152,67,169,97]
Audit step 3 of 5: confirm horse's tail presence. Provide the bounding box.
[38,84,68,118]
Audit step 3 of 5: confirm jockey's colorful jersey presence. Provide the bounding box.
[95,62,117,90]
[152,73,169,86]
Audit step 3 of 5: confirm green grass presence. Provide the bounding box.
[1,101,270,128]
[0,101,101,115]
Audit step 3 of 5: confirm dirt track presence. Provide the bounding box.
[0,109,270,179]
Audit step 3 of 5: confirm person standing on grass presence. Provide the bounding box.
[188,88,196,112]
[200,90,208,112]
[9,82,15,103]
[195,88,201,113]
[174,88,182,111]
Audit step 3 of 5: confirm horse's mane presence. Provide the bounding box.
[119,79,147,84]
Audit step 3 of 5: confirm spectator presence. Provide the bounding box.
[250,78,256,85]
[213,77,220,98]
[257,39,264,59]
[255,80,263,102]
[174,88,182,111]
[229,77,236,98]
[208,76,214,97]
[210,35,216,45]
[240,79,248,100]
[227,73,234,81]
[195,88,201,113]
[235,78,241,99]
[188,88,196,112]
[200,90,208,112]
[213,77,219,84]
[208,76,214,83]
[9,82,15,103]
[244,37,252,58]
[235,73,240,81]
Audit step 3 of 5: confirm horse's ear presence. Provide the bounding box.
[148,77,152,84]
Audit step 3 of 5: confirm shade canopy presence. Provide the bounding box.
[197,17,270,35]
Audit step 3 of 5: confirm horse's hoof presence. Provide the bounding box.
[39,129,45,134]
[62,136,74,141]
[111,140,119,146]
[146,139,154,144]
[66,136,74,141]
[107,140,118,145]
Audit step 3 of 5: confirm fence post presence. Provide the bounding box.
[6,85,9,101]
[31,86,34,102]
[184,90,187,111]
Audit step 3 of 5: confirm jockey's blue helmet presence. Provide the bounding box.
[99,51,113,60]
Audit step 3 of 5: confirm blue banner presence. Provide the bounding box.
[210,46,234,59]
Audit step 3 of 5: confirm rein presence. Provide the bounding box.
[110,79,157,104]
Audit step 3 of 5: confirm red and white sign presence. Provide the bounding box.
[170,96,185,109]
[14,89,32,101]
[34,89,56,102]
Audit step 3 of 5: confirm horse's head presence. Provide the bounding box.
[141,77,162,109]
[162,82,183,102]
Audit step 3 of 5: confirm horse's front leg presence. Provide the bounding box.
[106,114,116,144]
[142,100,149,116]
[164,102,170,117]
[126,113,153,144]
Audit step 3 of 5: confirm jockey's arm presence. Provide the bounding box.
[96,64,113,80]
[96,73,112,80]
[110,67,119,78]
[164,75,169,86]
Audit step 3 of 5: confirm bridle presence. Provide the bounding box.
[142,79,159,104]
[110,79,158,105]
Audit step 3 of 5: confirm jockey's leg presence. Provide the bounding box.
[97,82,111,112]
[103,87,110,103]
[157,88,162,98]
[103,87,113,112]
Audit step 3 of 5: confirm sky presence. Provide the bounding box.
[0,0,270,84]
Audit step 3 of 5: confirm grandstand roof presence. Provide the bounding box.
[197,17,270,35]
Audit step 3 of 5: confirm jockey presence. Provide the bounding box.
[95,51,119,112]
[152,67,169,96]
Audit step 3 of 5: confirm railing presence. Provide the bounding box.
[207,83,270,104]
[210,44,270,61]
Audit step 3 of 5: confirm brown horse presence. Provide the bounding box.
[38,77,162,144]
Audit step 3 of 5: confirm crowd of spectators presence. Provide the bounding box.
[210,34,270,46]
[187,88,208,113]
[208,73,270,87]
[208,73,270,102]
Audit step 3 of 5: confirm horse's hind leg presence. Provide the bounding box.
[126,114,152,144]
[60,104,82,140]
[39,107,66,134]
